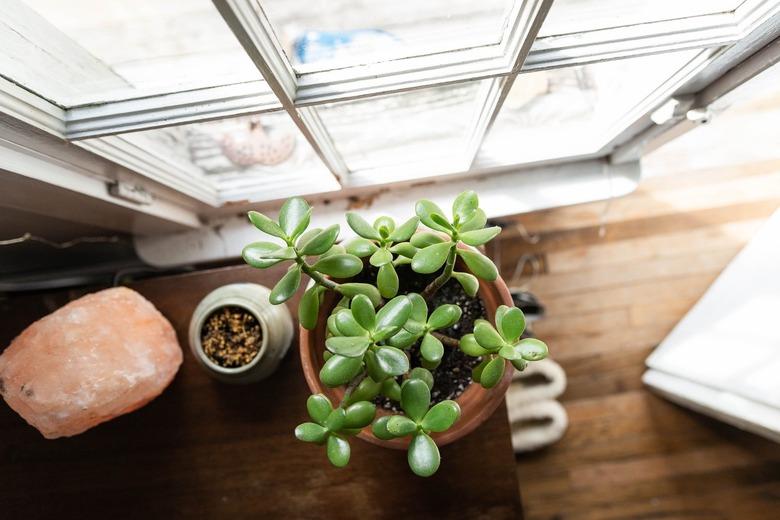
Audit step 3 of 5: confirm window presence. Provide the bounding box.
[1,0,778,214]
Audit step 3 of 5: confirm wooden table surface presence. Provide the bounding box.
[0,265,523,519]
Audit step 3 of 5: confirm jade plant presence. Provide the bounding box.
[242,192,549,477]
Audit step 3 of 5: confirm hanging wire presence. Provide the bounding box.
[0,232,121,248]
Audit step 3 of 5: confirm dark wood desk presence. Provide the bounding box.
[0,265,523,519]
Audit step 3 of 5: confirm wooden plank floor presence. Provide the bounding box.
[492,149,780,516]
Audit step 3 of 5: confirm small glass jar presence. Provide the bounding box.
[189,283,293,384]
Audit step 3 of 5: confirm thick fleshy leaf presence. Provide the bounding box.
[242,241,284,269]
[338,283,381,307]
[497,306,526,342]
[415,199,450,233]
[511,358,529,371]
[375,295,413,332]
[326,435,350,467]
[459,208,487,232]
[372,415,397,440]
[320,244,345,258]
[409,367,434,390]
[270,266,302,304]
[300,224,340,256]
[375,346,410,376]
[518,338,549,361]
[306,394,332,425]
[408,433,440,477]
[279,197,311,239]
[363,350,384,382]
[459,333,489,356]
[327,314,340,337]
[406,293,428,322]
[296,228,321,249]
[319,355,363,387]
[344,401,376,429]
[345,237,378,258]
[262,246,296,260]
[369,247,393,267]
[347,377,382,404]
[390,216,420,242]
[248,211,286,239]
[389,242,417,258]
[377,263,399,299]
[498,343,523,361]
[430,213,454,232]
[459,226,501,247]
[410,231,446,248]
[380,378,402,401]
[334,310,368,337]
[386,328,419,349]
[420,333,444,364]
[480,356,506,389]
[452,190,478,224]
[472,358,489,383]
[299,285,321,330]
[346,212,380,240]
[452,271,479,297]
[312,254,364,278]
[295,422,327,444]
[373,216,395,237]
[325,336,371,358]
[474,320,506,350]
[427,304,462,330]
[401,379,430,422]
[387,415,418,436]
[350,294,376,331]
[325,408,346,431]
[422,400,461,432]
[412,242,454,274]
[457,248,498,281]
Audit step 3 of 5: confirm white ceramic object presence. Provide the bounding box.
[189,283,293,384]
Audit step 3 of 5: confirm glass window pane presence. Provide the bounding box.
[478,50,703,167]
[317,80,488,172]
[16,0,259,105]
[261,0,514,73]
[539,0,745,37]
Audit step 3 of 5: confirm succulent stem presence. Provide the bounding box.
[431,331,460,348]
[421,244,457,300]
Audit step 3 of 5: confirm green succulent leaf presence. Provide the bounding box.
[389,242,417,259]
[344,401,376,429]
[295,422,327,444]
[410,231,446,248]
[312,254,364,278]
[262,246,297,260]
[364,350,384,382]
[338,283,382,307]
[422,400,461,433]
[345,237,378,258]
[375,346,410,377]
[373,216,395,237]
[430,213,454,232]
[386,328,420,349]
[242,241,285,269]
[325,407,346,432]
[459,333,489,357]
[415,200,450,233]
[248,211,286,240]
[498,343,523,361]
[518,338,549,361]
[381,378,402,401]
[350,294,376,331]
[270,265,302,304]
[472,358,489,383]
[375,295,413,334]
[408,432,440,477]
[412,242,454,274]
[325,336,371,358]
[347,377,382,404]
[459,226,501,247]
[327,314,340,337]
[326,435,350,467]
[369,247,393,267]
[457,248,498,281]
[405,293,427,322]
[480,356,506,389]
[346,212,381,240]
[401,379,431,422]
[300,224,340,256]
[299,285,322,330]
[427,304,462,330]
[319,355,363,387]
[320,244,346,258]
[459,208,487,233]
[389,216,420,242]
[496,305,526,343]
[452,190,479,224]
[420,333,444,365]
[334,309,368,337]
[387,415,418,436]
[279,197,311,240]
[306,394,332,425]
[296,227,321,249]
[377,263,399,299]
[372,415,397,440]
[474,319,506,351]
[452,271,479,297]
[511,358,529,371]
[409,367,434,390]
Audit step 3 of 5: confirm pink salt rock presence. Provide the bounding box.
[0,287,182,439]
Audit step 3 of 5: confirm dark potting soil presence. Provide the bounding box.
[201,305,262,368]
[355,265,486,412]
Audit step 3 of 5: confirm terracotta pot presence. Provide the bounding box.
[299,255,514,450]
